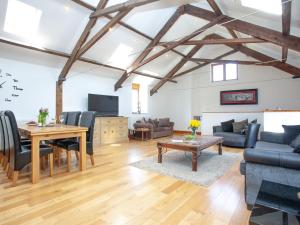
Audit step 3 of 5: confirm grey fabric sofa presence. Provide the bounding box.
[213,125,247,147]
[133,118,174,139]
[240,131,300,209]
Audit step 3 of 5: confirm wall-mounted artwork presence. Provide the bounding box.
[220,89,258,105]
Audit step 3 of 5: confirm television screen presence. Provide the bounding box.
[88,94,119,116]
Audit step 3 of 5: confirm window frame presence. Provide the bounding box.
[132,83,141,114]
[211,63,238,82]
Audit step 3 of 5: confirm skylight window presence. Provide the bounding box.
[241,0,282,15]
[4,0,42,38]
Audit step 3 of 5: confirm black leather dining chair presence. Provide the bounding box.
[0,112,5,164]
[4,111,54,186]
[56,111,96,171]
[0,112,10,171]
[66,111,81,126]
[60,111,68,125]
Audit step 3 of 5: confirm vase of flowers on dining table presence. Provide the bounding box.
[38,108,49,126]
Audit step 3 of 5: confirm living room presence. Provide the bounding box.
[0,0,300,224]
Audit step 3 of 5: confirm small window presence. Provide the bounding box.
[211,63,238,82]
[132,83,140,114]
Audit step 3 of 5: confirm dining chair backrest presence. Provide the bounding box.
[0,112,5,154]
[79,111,96,143]
[66,111,81,126]
[4,111,22,155]
[0,112,9,157]
[4,112,17,168]
[0,112,4,154]
[61,112,68,125]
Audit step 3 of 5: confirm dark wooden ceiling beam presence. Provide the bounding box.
[185,4,300,52]
[90,0,158,18]
[114,6,184,91]
[173,49,238,78]
[159,38,265,46]
[70,1,195,67]
[58,0,109,83]
[150,45,203,95]
[77,9,131,57]
[281,0,292,62]
[208,34,300,77]
[189,58,274,65]
[126,16,224,76]
[206,0,238,38]
[71,0,96,11]
[0,38,177,83]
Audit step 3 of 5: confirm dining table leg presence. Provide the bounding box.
[31,137,40,184]
[79,131,86,171]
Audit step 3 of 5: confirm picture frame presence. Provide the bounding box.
[220,89,258,105]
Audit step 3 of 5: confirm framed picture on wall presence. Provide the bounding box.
[220,89,258,105]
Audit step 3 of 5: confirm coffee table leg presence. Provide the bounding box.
[158,146,162,163]
[218,143,222,155]
[192,151,197,171]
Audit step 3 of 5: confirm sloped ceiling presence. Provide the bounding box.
[0,0,299,85]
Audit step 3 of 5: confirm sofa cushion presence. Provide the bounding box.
[282,125,300,144]
[148,118,158,128]
[233,119,248,134]
[251,119,257,124]
[159,118,170,127]
[294,145,300,153]
[244,148,300,170]
[255,141,294,153]
[290,133,300,148]
[214,132,245,147]
[221,119,235,132]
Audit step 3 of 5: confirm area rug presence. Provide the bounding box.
[130,151,241,187]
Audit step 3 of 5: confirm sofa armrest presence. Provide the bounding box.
[244,123,261,148]
[170,122,174,127]
[260,131,285,144]
[213,125,223,133]
[244,148,300,170]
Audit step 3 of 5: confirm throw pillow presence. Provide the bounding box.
[251,119,257,124]
[221,119,235,132]
[159,118,170,127]
[290,133,300,148]
[282,125,300,144]
[148,118,158,127]
[233,119,248,134]
[294,145,300,153]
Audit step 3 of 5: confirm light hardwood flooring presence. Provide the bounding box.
[0,139,250,225]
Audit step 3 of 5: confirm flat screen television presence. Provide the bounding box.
[88,94,119,116]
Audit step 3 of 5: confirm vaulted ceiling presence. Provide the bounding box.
[0,0,300,97]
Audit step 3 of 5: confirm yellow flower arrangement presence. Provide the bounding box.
[189,119,201,129]
[188,119,201,136]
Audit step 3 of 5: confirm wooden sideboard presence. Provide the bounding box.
[94,117,129,145]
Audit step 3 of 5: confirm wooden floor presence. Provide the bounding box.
[0,139,251,225]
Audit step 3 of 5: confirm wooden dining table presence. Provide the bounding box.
[18,124,88,184]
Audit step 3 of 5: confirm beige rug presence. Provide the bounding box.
[130,150,241,187]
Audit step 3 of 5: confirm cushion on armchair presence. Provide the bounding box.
[233,119,248,134]
[159,118,170,127]
[221,119,235,132]
[282,125,300,144]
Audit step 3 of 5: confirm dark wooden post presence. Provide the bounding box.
[56,82,63,123]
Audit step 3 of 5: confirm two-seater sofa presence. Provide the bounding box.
[240,131,300,209]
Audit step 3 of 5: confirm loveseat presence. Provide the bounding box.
[213,119,259,148]
[133,118,174,139]
[240,131,300,209]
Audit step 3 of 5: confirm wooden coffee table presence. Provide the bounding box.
[157,136,224,171]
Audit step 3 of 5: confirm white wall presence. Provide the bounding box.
[148,52,300,131]
[0,44,152,127]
